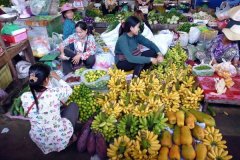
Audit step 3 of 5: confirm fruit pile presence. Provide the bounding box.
[84,70,107,83]
[67,84,100,122]
[71,44,232,160]
[82,69,109,89]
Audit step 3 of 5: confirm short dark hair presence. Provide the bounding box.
[119,16,140,36]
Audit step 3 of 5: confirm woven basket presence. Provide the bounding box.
[0,64,13,89]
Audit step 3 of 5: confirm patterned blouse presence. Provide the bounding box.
[61,34,97,60]
[21,80,73,154]
[207,34,239,62]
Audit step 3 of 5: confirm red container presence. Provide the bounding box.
[1,31,27,43]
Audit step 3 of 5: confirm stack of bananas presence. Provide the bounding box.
[91,112,117,142]
[97,68,164,118]
[154,62,204,112]
[203,126,232,160]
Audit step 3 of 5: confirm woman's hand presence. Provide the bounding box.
[157,54,164,63]
[72,54,81,65]
[151,58,158,65]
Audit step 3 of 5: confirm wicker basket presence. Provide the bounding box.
[0,64,13,89]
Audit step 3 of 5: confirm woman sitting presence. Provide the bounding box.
[21,63,79,154]
[59,21,97,75]
[196,25,239,67]
[115,16,164,77]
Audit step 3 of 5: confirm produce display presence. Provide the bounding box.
[177,22,198,33]
[81,69,110,90]
[74,67,87,76]
[67,84,100,122]
[11,86,30,116]
[148,10,188,25]
[193,11,215,21]
[84,70,107,83]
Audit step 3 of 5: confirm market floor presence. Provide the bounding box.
[0,104,240,160]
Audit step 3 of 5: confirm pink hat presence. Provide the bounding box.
[61,3,76,13]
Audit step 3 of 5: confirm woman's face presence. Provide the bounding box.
[76,27,88,39]
[130,23,140,36]
[64,10,74,20]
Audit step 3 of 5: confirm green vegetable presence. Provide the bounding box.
[194,65,212,70]
[177,23,197,33]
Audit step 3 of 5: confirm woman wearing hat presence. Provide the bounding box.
[61,3,77,51]
[195,27,239,67]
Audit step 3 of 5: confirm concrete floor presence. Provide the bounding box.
[0,104,240,160]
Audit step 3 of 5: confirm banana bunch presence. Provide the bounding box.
[204,126,222,138]
[118,114,139,139]
[208,147,232,160]
[131,130,161,160]
[160,88,181,112]
[107,135,133,160]
[179,85,204,110]
[161,43,188,68]
[139,111,168,135]
[91,113,117,142]
[129,78,146,93]
[108,67,127,92]
[203,133,227,150]
[102,101,123,118]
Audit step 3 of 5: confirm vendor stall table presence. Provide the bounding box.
[0,39,35,105]
[197,75,240,112]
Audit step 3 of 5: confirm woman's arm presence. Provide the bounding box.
[137,34,160,53]
[59,34,76,60]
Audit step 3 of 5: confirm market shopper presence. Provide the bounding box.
[115,16,164,77]
[59,21,96,75]
[134,10,152,32]
[21,63,79,154]
[195,25,240,67]
[61,3,77,51]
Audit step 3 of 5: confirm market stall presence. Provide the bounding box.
[0,0,239,159]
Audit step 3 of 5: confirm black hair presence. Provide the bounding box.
[28,63,51,112]
[75,21,94,35]
[119,16,141,36]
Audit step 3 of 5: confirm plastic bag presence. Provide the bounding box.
[81,69,110,90]
[49,32,63,50]
[178,31,189,47]
[30,0,51,16]
[215,2,230,21]
[213,59,237,77]
[188,27,200,44]
[28,27,50,57]
[187,45,197,60]
[153,30,174,55]
[16,61,31,79]
[93,53,115,70]
[192,64,215,76]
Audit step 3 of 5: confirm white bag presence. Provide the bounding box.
[153,30,174,55]
[189,27,200,44]
[93,53,115,70]
[178,32,189,47]
[215,2,230,21]
[16,61,31,79]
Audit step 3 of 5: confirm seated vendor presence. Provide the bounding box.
[59,21,96,75]
[134,10,152,32]
[102,0,118,15]
[115,16,164,77]
[196,25,240,67]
